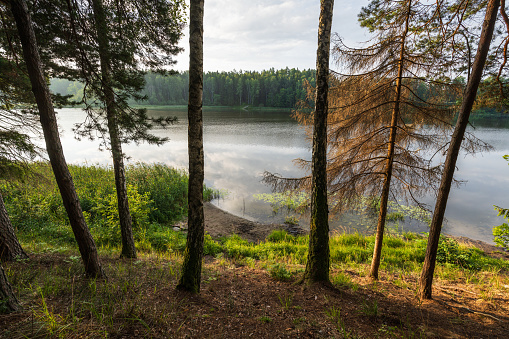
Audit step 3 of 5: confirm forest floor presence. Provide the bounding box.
[1,204,508,338]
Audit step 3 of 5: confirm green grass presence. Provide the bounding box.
[1,162,220,249]
[2,161,508,288]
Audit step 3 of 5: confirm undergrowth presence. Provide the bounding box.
[0,162,220,248]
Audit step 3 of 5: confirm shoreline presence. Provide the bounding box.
[175,202,509,261]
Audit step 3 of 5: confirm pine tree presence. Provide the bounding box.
[8,0,105,278]
[89,0,136,258]
[177,0,205,293]
[0,263,20,313]
[34,0,185,258]
[419,0,501,300]
[302,0,334,285]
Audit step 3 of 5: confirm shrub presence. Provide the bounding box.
[493,205,509,250]
[266,230,294,243]
[269,263,293,281]
[435,236,478,270]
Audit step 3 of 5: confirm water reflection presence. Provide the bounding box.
[52,108,509,244]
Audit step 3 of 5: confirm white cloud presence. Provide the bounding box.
[174,0,371,72]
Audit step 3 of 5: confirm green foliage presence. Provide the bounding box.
[87,185,153,247]
[0,162,218,249]
[420,236,482,270]
[493,156,509,249]
[127,163,189,224]
[268,263,293,281]
[266,230,297,243]
[331,272,354,289]
[493,206,509,249]
[5,171,507,273]
[493,223,509,249]
[203,234,223,256]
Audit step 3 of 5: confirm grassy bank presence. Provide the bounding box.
[0,162,219,249]
[1,162,509,337]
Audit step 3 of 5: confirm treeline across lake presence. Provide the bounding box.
[50,68,316,108]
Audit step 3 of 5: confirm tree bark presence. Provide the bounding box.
[91,0,137,259]
[0,263,20,313]
[419,0,500,300]
[177,0,205,293]
[9,0,105,278]
[0,193,28,262]
[303,0,334,285]
[370,0,411,280]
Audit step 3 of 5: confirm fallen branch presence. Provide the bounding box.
[436,299,501,322]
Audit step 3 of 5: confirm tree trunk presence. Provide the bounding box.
[419,0,499,300]
[177,0,205,293]
[0,263,20,313]
[370,1,411,280]
[0,193,28,261]
[91,0,137,259]
[303,0,334,285]
[9,0,105,278]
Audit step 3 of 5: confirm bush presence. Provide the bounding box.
[493,206,509,249]
[492,156,509,250]
[269,263,293,281]
[1,162,221,249]
[127,163,188,224]
[435,236,479,270]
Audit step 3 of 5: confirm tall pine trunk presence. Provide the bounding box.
[0,263,20,313]
[10,0,105,278]
[91,0,136,259]
[177,0,205,293]
[303,0,334,285]
[0,193,28,261]
[370,1,411,280]
[419,0,499,300]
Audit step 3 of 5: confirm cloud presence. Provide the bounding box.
[174,0,371,72]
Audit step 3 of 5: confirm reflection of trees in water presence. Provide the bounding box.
[470,115,509,128]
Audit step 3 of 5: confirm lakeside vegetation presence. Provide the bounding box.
[1,163,508,336]
[0,163,218,250]
[2,162,506,273]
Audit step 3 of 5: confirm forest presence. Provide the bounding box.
[51,68,317,108]
[0,0,509,338]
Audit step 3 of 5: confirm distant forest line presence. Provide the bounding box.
[50,69,509,117]
[50,68,316,108]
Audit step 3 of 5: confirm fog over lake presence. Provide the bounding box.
[52,107,509,244]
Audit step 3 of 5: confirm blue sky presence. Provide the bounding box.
[173,0,371,72]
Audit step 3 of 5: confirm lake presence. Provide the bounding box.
[52,107,509,244]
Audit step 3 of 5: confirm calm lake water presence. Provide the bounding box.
[52,107,509,244]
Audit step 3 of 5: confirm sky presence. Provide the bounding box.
[172,0,371,72]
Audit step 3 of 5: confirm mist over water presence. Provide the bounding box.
[52,107,509,244]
